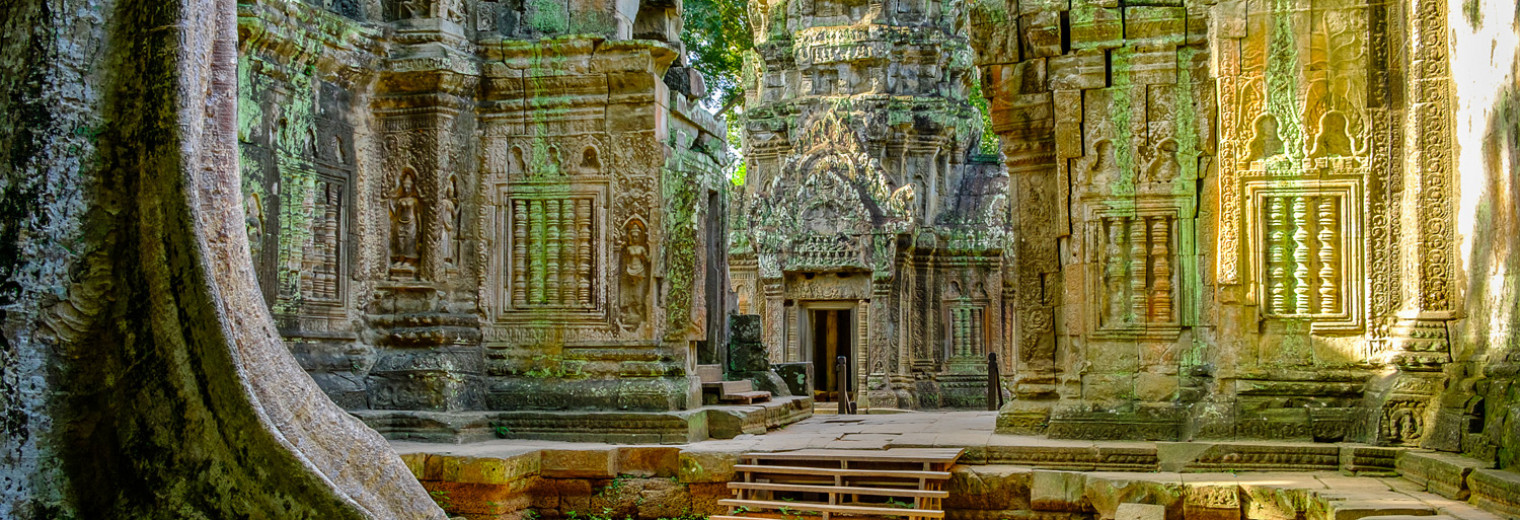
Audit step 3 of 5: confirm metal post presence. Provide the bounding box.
[987,352,1001,411]
[836,355,849,414]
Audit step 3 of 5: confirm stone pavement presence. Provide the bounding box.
[392,412,1520,520]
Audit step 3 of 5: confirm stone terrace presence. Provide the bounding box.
[394,413,1520,520]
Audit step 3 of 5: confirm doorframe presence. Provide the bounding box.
[798,300,861,399]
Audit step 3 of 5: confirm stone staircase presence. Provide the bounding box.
[714,448,963,520]
[700,364,772,405]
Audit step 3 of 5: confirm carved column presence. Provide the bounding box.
[1388,0,1458,370]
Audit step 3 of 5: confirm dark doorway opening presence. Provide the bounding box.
[810,308,853,402]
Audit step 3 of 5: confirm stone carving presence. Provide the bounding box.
[303,180,342,302]
[509,197,597,309]
[619,218,650,331]
[439,175,459,269]
[389,170,421,277]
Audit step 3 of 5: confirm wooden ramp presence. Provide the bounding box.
[715,448,964,520]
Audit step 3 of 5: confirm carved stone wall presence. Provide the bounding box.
[733,0,1006,410]
[967,0,1471,441]
[238,0,730,438]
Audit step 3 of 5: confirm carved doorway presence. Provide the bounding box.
[805,304,854,402]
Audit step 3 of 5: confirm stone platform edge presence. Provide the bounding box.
[394,440,1520,520]
[354,395,814,444]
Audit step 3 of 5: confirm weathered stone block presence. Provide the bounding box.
[948,465,1034,511]
[1032,470,1092,511]
[1049,51,1109,91]
[1085,474,1183,520]
[1396,450,1486,499]
[774,362,813,396]
[1181,473,1240,520]
[1116,503,1166,520]
[617,446,680,478]
[678,449,739,483]
[541,448,617,479]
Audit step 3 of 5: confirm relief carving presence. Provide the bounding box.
[619,218,650,331]
[439,175,459,270]
[389,170,421,278]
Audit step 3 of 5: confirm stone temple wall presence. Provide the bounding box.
[731,0,1008,410]
[963,0,1520,445]
[236,0,731,441]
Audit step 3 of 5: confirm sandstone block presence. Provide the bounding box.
[541,448,617,479]
[1396,450,1486,499]
[1117,503,1167,520]
[617,446,681,478]
[948,465,1035,512]
[678,449,739,483]
[1032,470,1092,512]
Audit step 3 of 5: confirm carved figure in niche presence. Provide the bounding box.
[1087,140,1118,187]
[1143,139,1181,183]
[1310,111,1353,157]
[400,0,426,18]
[574,147,601,175]
[245,192,265,260]
[509,146,526,175]
[1249,114,1284,159]
[619,219,651,331]
[1384,407,1423,444]
[439,175,459,269]
[389,171,421,275]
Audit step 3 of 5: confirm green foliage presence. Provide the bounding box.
[727,116,746,185]
[429,489,453,510]
[681,0,753,111]
[967,71,1000,156]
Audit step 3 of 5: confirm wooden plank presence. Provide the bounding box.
[712,514,926,520]
[727,482,948,499]
[742,449,964,464]
[717,499,944,518]
[734,464,951,480]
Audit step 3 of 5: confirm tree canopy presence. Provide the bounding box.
[681,0,753,114]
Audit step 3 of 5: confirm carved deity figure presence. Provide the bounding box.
[400,0,426,18]
[1249,114,1284,159]
[1384,407,1423,444]
[619,220,651,331]
[245,192,264,259]
[389,173,421,273]
[438,176,459,269]
[1143,140,1181,183]
[1087,140,1118,188]
[1311,111,1354,157]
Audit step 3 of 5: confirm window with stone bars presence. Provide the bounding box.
[1261,193,1345,318]
[507,196,597,309]
[947,304,985,359]
[1095,214,1178,330]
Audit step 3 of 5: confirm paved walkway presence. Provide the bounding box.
[392,411,1007,457]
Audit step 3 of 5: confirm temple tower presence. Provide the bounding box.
[733,0,1003,409]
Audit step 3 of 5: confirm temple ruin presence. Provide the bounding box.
[6,0,1520,516]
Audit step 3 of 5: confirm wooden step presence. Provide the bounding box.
[719,499,944,518]
[713,515,921,520]
[697,365,723,383]
[734,464,951,480]
[744,449,964,465]
[728,482,948,499]
[721,390,771,404]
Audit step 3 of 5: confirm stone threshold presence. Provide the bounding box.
[356,395,814,444]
